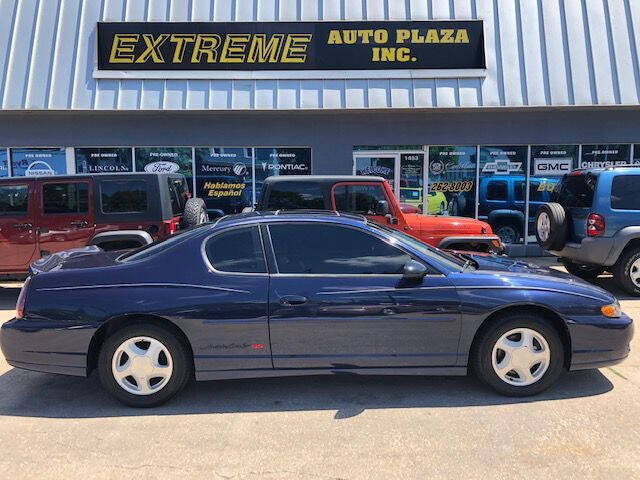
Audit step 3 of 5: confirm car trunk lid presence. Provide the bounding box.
[29,246,122,274]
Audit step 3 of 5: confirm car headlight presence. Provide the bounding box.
[601,302,622,318]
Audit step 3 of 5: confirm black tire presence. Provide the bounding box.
[494,221,521,245]
[561,259,605,280]
[535,203,567,250]
[181,198,208,228]
[439,202,446,215]
[98,323,192,407]
[613,246,640,296]
[471,313,565,396]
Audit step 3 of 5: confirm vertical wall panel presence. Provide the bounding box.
[103,0,125,20]
[3,0,39,109]
[431,0,451,18]
[215,0,235,20]
[126,0,147,20]
[345,80,368,108]
[255,80,277,109]
[25,0,61,108]
[478,0,502,106]
[387,0,408,20]
[368,80,390,108]
[458,78,481,106]
[410,0,429,19]
[277,80,299,109]
[300,80,323,108]
[118,1,146,110]
[390,79,413,107]
[629,0,640,104]
[48,0,82,108]
[607,0,638,104]
[564,0,594,104]
[584,0,617,104]
[366,0,386,19]
[323,80,345,108]
[210,80,233,108]
[301,0,320,20]
[541,0,570,105]
[435,79,457,107]
[519,0,547,105]
[323,0,342,19]
[496,0,524,106]
[413,79,435,107]
[279,0,299,20]
[0,0,18,107]
[345,0,365,19]
[232,80,254,109]
[258,0,278,20]
[452,0,472,19]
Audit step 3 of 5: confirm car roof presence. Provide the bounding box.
[581,166,640,175]
[213,210,368,228]
[263,175,385,185]
[0,172,183,181]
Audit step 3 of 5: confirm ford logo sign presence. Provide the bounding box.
[144,161,180,173]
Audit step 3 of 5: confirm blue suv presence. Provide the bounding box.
[535,167,640,295]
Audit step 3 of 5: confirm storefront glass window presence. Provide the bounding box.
[0,150,7,178]
[254,148,311,201]
[134,147,193,190]
[398,153,425,211]
[528,145,578,242]
[632,144,640,166]
[75,147,133,174]
[354,156,396,190]
[580,144,631,168]
[194,147,253,217]
[428,146,477,217]
[10,148,67,177]
[479,146,528,245]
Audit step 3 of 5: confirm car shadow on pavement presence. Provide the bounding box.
[0,285,21,311]
[0,367,613,420]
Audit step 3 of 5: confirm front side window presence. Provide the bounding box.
[333,184,386,215]
[611,175,640,210]
[269,223,412,274]
[43,183,88,214]
[265,182,324,210]
[100,180,148,213]
[486,181,507,201]
[206,226,266,273]
[0,185,28,215]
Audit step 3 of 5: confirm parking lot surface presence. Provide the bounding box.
[0,259,638,479]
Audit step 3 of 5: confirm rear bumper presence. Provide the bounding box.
[0,317,90,377]
[568,313,634,371]
[549,237,616,266]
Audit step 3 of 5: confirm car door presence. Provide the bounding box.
[265,221,460,369]
[0,180,37,271]
[36,179,95,257]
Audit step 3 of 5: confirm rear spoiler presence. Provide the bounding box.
[29,246,102,275]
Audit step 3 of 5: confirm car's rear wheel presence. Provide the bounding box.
[98,324,192,407]
[472,313,565,396]
[613,246,640,296]
[561,259,605,280]
[494,222,520,245]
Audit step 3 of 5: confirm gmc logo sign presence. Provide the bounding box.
[534,159,572,176]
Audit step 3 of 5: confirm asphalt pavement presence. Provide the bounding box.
[0,259,638,479]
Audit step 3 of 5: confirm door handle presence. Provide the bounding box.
[13,223,33,230]
[279,295,308,306]
[70,221,89,228]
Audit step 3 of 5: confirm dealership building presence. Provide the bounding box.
[1,0,639,255]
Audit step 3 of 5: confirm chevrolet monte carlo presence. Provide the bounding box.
[0,212,633,407]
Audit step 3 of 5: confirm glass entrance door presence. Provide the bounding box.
[353,155,399,197]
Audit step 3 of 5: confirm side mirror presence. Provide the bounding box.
[375,200,390,216]
[403,260,428,279]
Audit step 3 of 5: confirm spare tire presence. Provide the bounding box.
[181,198,208,228]
[535,202,567,250]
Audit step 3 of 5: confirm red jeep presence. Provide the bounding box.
[255,176,503,252]
[0,173,207,275]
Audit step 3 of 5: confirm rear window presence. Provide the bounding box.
[611,175,640,210]
[43,182,88,214]
[0,185,28,215]
[553,174,597,208]
[168,177,188,215]
[100,180,148,213]
[265,182,324,210]
[334,184,386,214]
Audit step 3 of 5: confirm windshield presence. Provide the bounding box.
[367,221,467,271]
[119,222,212,262]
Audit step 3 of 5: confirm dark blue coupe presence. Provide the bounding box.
[1,212,633,407]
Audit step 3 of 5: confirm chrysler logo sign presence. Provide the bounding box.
[533,158,572,176]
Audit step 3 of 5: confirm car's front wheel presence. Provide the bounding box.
[472,313,565,396]
[98,324,192,407]
[561,259,605,280]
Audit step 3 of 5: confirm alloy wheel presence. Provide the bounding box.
[630,258,640,287]
[491,328,550,386]
[537,212,550,242]
[111,336,174,395]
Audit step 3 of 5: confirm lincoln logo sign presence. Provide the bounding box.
[97,21,485,71]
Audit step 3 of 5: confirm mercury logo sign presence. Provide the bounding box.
[144,161,180,173]
[25,160,55,176]
[233,163,248,176]
[534,158,572,176]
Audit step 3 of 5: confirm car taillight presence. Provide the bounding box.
[16,277,31,319]
[164,219,177,236]
[587,213,605,237]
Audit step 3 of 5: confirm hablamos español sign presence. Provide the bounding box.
[96,21,485,74]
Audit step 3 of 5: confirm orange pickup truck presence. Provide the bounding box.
[255,175,503,253]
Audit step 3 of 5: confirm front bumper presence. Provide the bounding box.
[568,312,634,370]
[0,317,91,377]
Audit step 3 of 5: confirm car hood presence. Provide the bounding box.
[406,213,493,234]
[455,253,616,303]
[29,246,123,274]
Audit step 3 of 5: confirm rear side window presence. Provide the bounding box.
[100,180,148,213]
[0,185,28,215]
[553,174,597,208]
[205,226,266,273]
[43,183,88,214]
[265,182,324,210]
[334,184,386,214]
[611,175,640,210]
[269,223,412,274]
[486,181,507,201]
